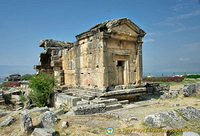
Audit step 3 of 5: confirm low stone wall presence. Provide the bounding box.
[53,93,81,108]
[68,104,106,115]
[145,83,170,94]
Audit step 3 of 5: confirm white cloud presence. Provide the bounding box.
[179,57,190,61]
[143,38,155,43]
[171,0,196,12]
[183,42,200,48]
[147,32,155,36]
[175,25,200,32]
[155,9,200,27]
[168,9,200,20]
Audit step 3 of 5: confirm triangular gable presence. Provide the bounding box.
[111,23,138,36]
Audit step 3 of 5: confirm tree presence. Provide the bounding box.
[20,74,33,81]
[29,73,55,107]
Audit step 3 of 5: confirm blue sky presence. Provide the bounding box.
[0,0,200,77]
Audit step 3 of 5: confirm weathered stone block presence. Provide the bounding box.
[176,106,200,120]
[61,121,69,128]
[9,88,22,95]
[170,89,180,98]
[91,98,118,106]
[182,84,196,97]
[20,110,33,135]
[144,110,186,128]
[39,111,58,128]
[70,103,106,115]
[54,93,81,108]
[196,82,200,96]
[32,128,56,136]
[77,100,90,106]
[0,111,11,118]
[0,116,16,127]
[54,108,64,115]
[105,103,122,111]
[30,106,49,112]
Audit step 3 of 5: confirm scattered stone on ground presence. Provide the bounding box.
[176,106,200,120]
[144,110,186,128]
[54,108,64,115]
[0,111,11,118]
[31,106,49,112]
[182,84,196,97]
[196,82,200,96]
[144,106,200,129]
[123,116,138,122]
[61,121,69,128]
[32,128,56,136]
[160,89,180,99]
[160,93,172,99]
[99,112,120,119]
[172,103,180,107]
[20,110,33,135]
[39,111,58,128]
[183,132,200,136]
[0,116,16,127]
[16,107,23,111]
[170,89,180,97]
[0,89,5,105]
[128,116,138,121]
[158,84,170,92]
[77,100,90,106]
[8,88,22,95]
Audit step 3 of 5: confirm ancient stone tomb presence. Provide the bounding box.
[34,18,146,91]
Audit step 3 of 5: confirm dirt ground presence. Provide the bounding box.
[0,84,200,136]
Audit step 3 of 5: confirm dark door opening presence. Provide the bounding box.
[117,60,125,85]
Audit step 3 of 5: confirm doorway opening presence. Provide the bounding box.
[117,60,125,85]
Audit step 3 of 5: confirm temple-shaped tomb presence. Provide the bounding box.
[34,18,146,92]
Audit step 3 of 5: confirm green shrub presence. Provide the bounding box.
[29,73,55,107]
[19,95,27,102]
[185,74,200,78]
[20,74,33,81]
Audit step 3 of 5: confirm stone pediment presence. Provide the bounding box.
[111,24,138,37]
[76,18,145,40]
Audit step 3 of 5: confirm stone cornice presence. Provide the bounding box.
[103,31,138,42]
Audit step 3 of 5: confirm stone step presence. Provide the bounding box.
[113,85,145,91]
[54,93,81,108]
[60,85,68,91]
[67,89,82,92]
[102,87,146,97]
[76,94,95,100]
[0,100,5,105]
[91,98,118,106]
[67,103,123,115]
[106,104,123,111]
[118,100,129,105]
[86,91,103,97]
[69,103,106,115]
[106,93,141,101]
[77,100,90,106]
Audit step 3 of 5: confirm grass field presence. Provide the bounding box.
[155,80,198,86]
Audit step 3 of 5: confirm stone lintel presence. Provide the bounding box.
[103,32,137,42]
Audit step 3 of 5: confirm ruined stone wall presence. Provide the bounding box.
[63,33,105,88]
[103,38,137,87]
